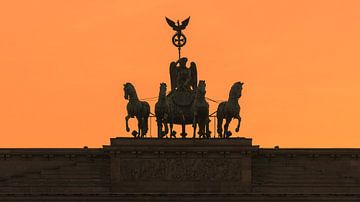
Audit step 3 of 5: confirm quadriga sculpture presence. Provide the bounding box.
[191,80,210,138]
[217,82,244,138]
[155,83,175,138]
[123,82,150,138]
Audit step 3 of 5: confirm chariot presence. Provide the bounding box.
[124,17,243,139]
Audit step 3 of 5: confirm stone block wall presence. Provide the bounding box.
[0,148,110,193]
[252,148,360,193]
[0,138,359,201]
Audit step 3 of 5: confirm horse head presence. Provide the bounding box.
[159,82,167,97]
[230,81,244,99]
[123,82,137,100]
[197,80,206,97]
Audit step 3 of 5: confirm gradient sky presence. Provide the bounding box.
[1,0,360,148]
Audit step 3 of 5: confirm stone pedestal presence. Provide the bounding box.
[105,137,258,193]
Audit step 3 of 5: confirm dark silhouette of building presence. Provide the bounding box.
[2,17,359,202]
[0,137,359,201]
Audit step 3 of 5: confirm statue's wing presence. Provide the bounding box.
[190,61,197,90]
[165,17,177,30]
[169,62,178,91]
[180,17,190,30]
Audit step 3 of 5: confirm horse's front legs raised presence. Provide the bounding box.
[235,115,241,133]
[125,115,131,132]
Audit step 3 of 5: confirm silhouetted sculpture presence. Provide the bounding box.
[148,17,245,139]
[169,57,197,91]
[123,83,150,138]
[191,80,211,138]
[217,82,244,138]
[165,17,190,58]
[155,83,175,138]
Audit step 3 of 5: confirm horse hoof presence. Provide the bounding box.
[170,131,177,138]
[131,130,138,138]
[226,131,232,138]
[126,127,130,132]
[235,128,239,132]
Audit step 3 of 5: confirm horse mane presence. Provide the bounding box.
[125,82,134,88]
[158,83,167,98]
[124,82,138,100]
[196,80,206,95]
[229,82,243,99]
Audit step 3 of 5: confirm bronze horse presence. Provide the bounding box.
[155,83,175,138]
[192,80,210,138]
[217,82,244,138]
[123,83,150,138]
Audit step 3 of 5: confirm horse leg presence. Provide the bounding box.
[156,118,162,138]
[206,118,211,138]
[162,121,168,138]
[217,117,223,138]
[202,119,208,139]
[143,116,149,138]
[163,114,169,138]
[192,112,197,139]
[224,117,232,138]
[235,114,241,133]
[199,121,205,139]
[125,115,131,132]
[136,117,142,138]
[170,117,175,138]
[140,103,150,138]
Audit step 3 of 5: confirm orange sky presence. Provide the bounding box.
[1,0,360,148]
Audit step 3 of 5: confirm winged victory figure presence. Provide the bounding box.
[169,57,197,92]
